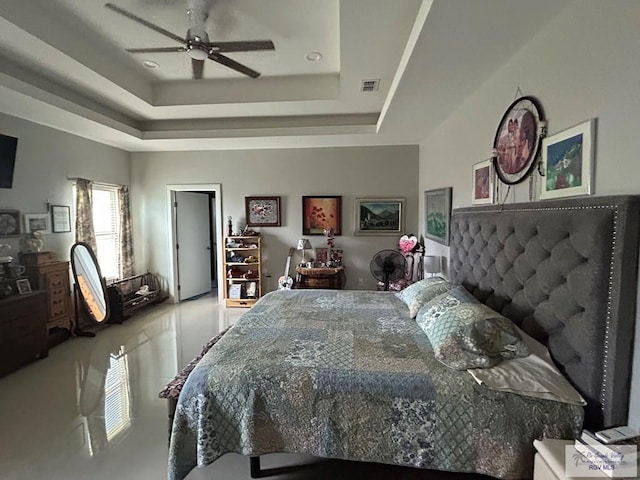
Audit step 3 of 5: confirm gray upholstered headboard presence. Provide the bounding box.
[450,195,640,429]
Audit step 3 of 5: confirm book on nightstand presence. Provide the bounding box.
[574,429,639,478]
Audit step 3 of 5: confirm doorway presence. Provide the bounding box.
[166,184,224,303]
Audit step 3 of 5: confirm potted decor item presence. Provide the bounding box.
[20,231,45,252]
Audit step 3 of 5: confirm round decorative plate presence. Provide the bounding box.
[493,96,545,185]
[0,213,19,235]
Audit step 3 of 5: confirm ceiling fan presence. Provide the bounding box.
[105,2,275,79]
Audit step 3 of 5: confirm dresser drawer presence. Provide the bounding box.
[47,272,66,290]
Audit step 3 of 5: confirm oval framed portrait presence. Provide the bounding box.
[492,96,545,185]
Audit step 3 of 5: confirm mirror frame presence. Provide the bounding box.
[70,242,110,324]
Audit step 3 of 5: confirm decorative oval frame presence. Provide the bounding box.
[492,96,545,185]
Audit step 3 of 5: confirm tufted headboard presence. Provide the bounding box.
[450,195,640,429]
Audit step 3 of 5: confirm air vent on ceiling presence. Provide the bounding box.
[360,79,380,92]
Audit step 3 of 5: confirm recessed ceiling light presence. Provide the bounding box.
[143,60,159,69]
[305,51,323,62]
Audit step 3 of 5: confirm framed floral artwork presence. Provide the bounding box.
[493,96,545,185]
[354,197,404,235]
[424,187,452,246]
[540,119,596,200]
[245,196,281,227]
[472,160,494,205]
[302,196,342,235]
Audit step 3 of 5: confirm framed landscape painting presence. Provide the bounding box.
[424,187,452,246]
[354,197,404,235]
[540,119,595,200]
[302,196,342,235]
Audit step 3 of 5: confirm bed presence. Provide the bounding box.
[167,195,640,480]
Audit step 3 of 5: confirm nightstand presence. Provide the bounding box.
[295,266,345,289]
[533,438,607,480]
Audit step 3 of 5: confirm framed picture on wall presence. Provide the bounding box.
[24,213,51,234]
[51,205,71,233]
[472,160,494,205]
[354,197,404,235]
[245,196,281,227]
[424,187,452,246]
[539,118,596,200]
[302,196,342,235]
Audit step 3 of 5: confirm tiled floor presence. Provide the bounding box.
[0,294,491,480]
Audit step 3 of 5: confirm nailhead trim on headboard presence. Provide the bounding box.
[450,196,639,429]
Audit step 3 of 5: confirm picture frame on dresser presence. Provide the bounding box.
[16,278,32,294]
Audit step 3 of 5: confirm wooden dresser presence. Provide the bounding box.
[295,266,345,289]
[0,291,48,376]
[21,252,74,332]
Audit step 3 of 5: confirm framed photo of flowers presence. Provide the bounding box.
[540,119,596,200]
[472,160,494,205]
[245,196,281,227]
[302,196,342,235]
[424,187,452,246]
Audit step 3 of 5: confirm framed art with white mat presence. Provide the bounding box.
[471,160,494,205]
[540,119,595,200]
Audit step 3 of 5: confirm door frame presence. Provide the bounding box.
[166,184,224,303]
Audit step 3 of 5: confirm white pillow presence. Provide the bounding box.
[467,328,586,406]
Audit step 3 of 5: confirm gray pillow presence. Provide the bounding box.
[395,277,452,318]
[416,286,529,370]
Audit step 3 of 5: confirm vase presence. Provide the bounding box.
[21,232,45,252]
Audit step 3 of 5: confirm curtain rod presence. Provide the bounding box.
[67,177,124,189]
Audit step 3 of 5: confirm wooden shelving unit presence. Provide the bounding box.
[223,235,262,308]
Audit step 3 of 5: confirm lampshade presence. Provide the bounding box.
[424,255,442,275]
[297,238,312,250]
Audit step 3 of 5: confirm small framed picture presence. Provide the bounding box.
[229,284,242,299]
[24,213,51,234]
[540,119,596,200]
[245,196,281,227]
[51,205,71,233]
[472,160,494,205]
[16,278,32,295]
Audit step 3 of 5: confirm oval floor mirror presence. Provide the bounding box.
[71,242,110,333]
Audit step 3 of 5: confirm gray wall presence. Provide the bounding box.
[0,112,130,261]
[419,0,640,429]
[130,145,419,293]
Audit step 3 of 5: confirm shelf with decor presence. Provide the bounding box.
[223,235,262,308]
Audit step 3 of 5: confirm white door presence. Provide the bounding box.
[175,191,212,300]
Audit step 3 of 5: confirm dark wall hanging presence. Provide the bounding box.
[492,96,545,185]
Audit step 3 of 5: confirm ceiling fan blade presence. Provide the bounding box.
[126,47,188,53]
[192,59,204,80]
[206,40,275,53]
[105,3,186,45]
[208,53,261,78]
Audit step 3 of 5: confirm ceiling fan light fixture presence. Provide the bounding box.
[189,48,209,61]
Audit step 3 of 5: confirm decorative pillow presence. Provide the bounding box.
[416,286,529,370]
[395,277,452,318]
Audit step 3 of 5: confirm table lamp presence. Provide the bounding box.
[424,255,442,278]
[297,238,312,265]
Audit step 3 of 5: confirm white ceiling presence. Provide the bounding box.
[0,0,571,152]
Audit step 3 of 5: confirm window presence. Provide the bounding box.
[92,185,121,281]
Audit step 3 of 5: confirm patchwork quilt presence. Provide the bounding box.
[168,290,583,480]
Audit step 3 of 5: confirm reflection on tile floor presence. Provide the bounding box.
[0,293,490,480]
